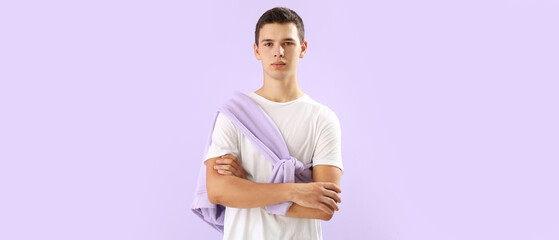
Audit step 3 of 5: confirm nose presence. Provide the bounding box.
[274,46,285,58]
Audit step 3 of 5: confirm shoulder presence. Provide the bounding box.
[213,111,238,134]
[296,94,340,118]
[318,104,339,121]
[303,96,340,125]
[291,96,341,136]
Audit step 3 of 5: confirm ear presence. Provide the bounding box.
[299,40,308,58]
[254,42,262,60]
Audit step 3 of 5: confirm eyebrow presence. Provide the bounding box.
[260,38,297,43]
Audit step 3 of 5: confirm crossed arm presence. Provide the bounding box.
[205,154,343,221]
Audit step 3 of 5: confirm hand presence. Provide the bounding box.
[292,182,342,215]
[213,154,247,179]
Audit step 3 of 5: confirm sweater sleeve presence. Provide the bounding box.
[312,107,344,173]
[204,112,240,162]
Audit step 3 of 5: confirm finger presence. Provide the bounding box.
[321,196,339,211]
[218,158,242,169]
[227,156,241,166]
[217,164,239,174]
[214,164,237,174]
[322,182,341,193]
[222,154,238,161]
[317,203,334,215]
[322,189,342,203]
[216,162,245,178]
[217,158,245,177]
[319,196,339,211]
[227,165,243,178]
[217,169,233,175]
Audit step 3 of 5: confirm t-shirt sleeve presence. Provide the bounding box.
[312,107,344,173]
[203,112,240,163]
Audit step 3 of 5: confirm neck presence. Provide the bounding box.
[255,74,304,103]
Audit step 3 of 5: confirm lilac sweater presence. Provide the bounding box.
[190,91,313,233]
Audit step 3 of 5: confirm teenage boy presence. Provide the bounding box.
[204,7,344,240]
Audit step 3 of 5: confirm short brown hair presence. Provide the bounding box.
[254,7,305,46]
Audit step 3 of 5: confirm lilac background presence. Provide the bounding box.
[1,0,558,239]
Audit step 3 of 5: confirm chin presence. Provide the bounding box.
[272,74,292,81]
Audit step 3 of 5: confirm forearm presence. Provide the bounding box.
[286,203,332,221]
[208,156,342,218]
[206,157,295,208]
[211,176,295,208]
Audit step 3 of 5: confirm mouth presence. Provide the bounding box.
[271,61,286,69]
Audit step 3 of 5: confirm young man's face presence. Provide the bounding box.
[254,22,307,81]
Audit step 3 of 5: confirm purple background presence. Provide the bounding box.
[1,0,558,239]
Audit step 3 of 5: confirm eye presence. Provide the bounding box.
[264,43,272,47]
[284,42,294,46]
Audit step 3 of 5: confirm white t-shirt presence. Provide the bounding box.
[204,92,344,240]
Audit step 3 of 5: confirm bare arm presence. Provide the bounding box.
[206,155,293,207]
[285,165,343,221]
[208,155,341,212]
